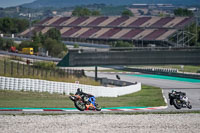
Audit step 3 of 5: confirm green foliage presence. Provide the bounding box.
[122,9,134,16]
[43,38,67,57]
[45,28,61,41]
[73,43,79,48]
[198,26,200,44]
[91,10,101,16]
[101,6,126,16]
[187,23,198,46]
[30,29,67,57]
[31,20,40,25]
[33,61,56,70]
[0,85,165,108]
[18,40,39,53]
[174,8,194,17]
[72,7,91,17]
[0,17,29,34]
[0,37,15,50]
[110,41,133,47]
[72,7,101,16]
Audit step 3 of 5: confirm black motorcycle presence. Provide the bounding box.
[168,91,192,109]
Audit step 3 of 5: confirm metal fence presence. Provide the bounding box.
[0,60,85,78]
[0,76,141,97]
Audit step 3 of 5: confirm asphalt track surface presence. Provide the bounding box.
[86,72,200,111]
[1,72,200,114]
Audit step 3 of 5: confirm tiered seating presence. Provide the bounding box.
[60,27,71,34]
[43,17,60,26]
[90,28,110,38]
[98,17,117,26]
[22,16,194,42]
[37,17,53,25]
[51,17,70,26]
[143,29,168,40]
[128,17,151,27]
[78,28,101,38]
[67,17,89,26]
[61,17,78,26]
[140,17,161,27]
[163,17,185,28]
[87,17,108,26]
[78,17,97,26]
[107,17,129,26]
[99,28,122,39]
[119,17,138,26]
[133,29,155,39]
[156,29,177,40]
[70,28,90,38]
[150,17,174,27]
[20,27,34,36]
[121,29,144,39]
[62,27,81,37]
[174,17,193,28]
[41,27,52,34]
[111,29,132,39]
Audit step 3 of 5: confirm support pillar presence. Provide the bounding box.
[95,66,98,81]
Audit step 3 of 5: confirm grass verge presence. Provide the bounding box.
[0,85,166,108]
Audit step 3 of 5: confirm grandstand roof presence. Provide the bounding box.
[20,16,194,41]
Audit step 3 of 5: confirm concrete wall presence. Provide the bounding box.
[0,76,141,97]
[58,50,200,66]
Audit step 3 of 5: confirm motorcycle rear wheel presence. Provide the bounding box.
[75,100,86,111]
[173,99,182,109]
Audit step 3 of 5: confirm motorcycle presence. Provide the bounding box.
[69,93,101,111]
[168,91,192,109]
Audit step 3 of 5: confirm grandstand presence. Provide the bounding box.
[20,16,195,47]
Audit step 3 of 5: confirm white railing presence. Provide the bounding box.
[0,76,141,97]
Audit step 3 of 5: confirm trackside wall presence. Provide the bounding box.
[0,76,141,97]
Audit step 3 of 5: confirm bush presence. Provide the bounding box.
[110,41,133,47]
[33,61,56,70]
[197,70,200,73]
[73,43,79,48]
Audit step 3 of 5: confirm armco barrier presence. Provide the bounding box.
[0,76,141,97]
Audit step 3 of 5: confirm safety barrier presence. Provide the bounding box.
[0,76,141,97]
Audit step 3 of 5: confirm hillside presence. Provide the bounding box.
[22,0,200,8]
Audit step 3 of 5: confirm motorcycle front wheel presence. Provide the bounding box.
[173,99,182,109]
[95,103,101,111]
[74,100,86,111]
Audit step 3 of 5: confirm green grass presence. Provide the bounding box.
[0,85,166,108]
[97,85,166,108]
[0,57,100,86]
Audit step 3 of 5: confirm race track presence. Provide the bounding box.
[86,72,200,111]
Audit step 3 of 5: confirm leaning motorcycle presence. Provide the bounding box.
[69,93,101,111]
[168,91,192,109]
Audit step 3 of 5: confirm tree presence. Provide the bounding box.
[43,38,67,57]
[0,37,5,50]
[0,37,15,50]
[1,17,14,34]
[72,7,91,17]
[91,10,101,16]
[122,10,134,17]
[0,17,29,34]
[174,8,194,17]
[45,28,61,42]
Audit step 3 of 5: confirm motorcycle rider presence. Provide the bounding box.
[171,90,188,103]
[75,88,93,103]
